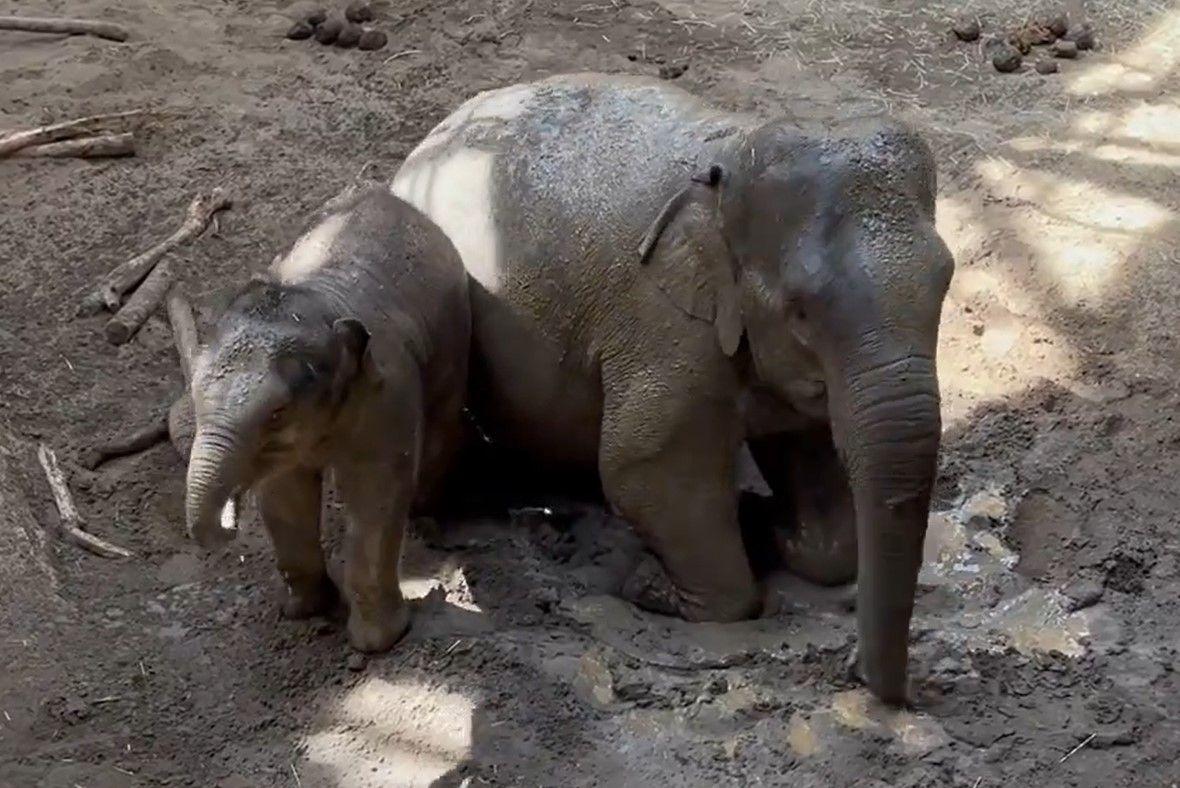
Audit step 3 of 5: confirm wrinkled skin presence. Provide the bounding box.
[393,74,952,703]
[185,185,469,653]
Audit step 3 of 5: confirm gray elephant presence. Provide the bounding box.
[184,184,470,653]
[393,74,954,703]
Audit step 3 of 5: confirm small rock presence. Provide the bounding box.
[992,43,1023,73]
[358,29,387,50]
[933,657,967,676]
[286,20,314,40]
[345,1,374,23]
[1063,578,1104,611]
[952,17,981,42]
[1044,13,1069,39]
[1064,23,1095,50]
[1052,39,1079,58]
[346,653,367,672]
[706,676,730,696]
[658,63,688,80]
[1036,59,1059,74]
[335,22,362,47]
[962,491,1006,529]
[716,738,741,760]
[314,16,343,44]
[304,7,327,25]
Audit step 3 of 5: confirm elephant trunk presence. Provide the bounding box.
[185,419,245,548]
[830,352,941,704]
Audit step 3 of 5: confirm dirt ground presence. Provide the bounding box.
[3,0,1180,785]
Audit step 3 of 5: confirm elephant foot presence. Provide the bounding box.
[620,554,681,617]
[347,600,411,653]
[282,575,340,620]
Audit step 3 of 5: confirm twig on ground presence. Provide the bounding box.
[36,443,133,558]
[1058,732,1096,764]
[9,132,134,159]
[79,188,231,316]
[0,15,129,42]
[0,110,144,157]
[382,48,420,63]
[81,416,169,469]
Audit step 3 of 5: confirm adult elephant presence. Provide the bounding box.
[393,74,953,704]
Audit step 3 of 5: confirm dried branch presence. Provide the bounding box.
[0,110,144,157]
[0,15,129,42]
[80,417,169,470]
[78,188,231,316]
[9,132,134,159]
[37,443,133,558]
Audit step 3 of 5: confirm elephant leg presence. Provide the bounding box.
[747,429,858,586]
[256,467,337,619]
[334,458,413,653]
[599,380,760,622]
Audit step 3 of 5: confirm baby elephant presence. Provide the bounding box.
[184,184,469,653]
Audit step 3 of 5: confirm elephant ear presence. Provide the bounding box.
[636,165,743,356]
[330,317,371,402]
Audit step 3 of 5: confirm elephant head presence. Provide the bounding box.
[184,278,370,548]
[644,120,953,703]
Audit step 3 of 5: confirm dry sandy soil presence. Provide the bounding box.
[3,0,1180,785]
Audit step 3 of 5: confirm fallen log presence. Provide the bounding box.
[80,416,169,470]
[0,110,143,157]
[10,132,134,159]
[0,15,129,42]
[105,258,173,345]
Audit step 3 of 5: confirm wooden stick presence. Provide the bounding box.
[167,290,199,458]
[80,416,169,470]
[9,132,134,159]
[0,15,129,42]
[167,289,199,384]
[0,110,144,157]
[105,259,173,345]
[36,443,133,558]
[79,187,231,316]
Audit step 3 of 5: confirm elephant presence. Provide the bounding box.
[392,73,953,704]
[184,183,470,653]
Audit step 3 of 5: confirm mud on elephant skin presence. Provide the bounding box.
[393,73,953,704]
[185,184,470,654]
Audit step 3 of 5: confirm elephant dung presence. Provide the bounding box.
[951,17,981,42]
[345,1,374,23]
[358,29,387,50]
[1052,39,1079,59]
[1064,23,1095,50]
[286,20,314,40]
[335,22,362,48]
[1043,12,1069,39]
[991,43,1023,73]
[314,16,342,44]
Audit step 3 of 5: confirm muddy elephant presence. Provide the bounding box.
[393,74,953,703]
[184,184,470,653]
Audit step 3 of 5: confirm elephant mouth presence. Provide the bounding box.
[786,379,828,418]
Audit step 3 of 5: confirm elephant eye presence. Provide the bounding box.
[270,405,288,424]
